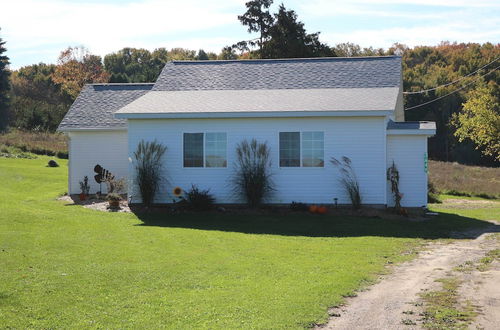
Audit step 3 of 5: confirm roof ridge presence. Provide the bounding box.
[170,55,401,65]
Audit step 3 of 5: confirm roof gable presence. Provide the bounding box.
[153,56,402,91]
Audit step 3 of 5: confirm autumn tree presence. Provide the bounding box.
[453,84,500,161]
[52,47,109,100]
[0,28,10,131]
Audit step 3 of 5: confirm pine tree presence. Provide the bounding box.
[0,28,11,131]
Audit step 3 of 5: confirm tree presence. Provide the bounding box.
[453,85,500,161]
[238,0,274,58]
[52,47,109,100]
[9,63,72,131]
[0,28,10,131]
[195,49,209,60]
[218,46,238,60]
[104,47,168,83]
[261,5,333,59]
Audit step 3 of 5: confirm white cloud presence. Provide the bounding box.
[323,23,500,49]
[1,0,245,67]
[0,0,498,68]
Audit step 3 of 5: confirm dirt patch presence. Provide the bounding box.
[316,223,500,329]
[57,195,131,213]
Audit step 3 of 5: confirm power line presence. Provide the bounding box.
[403,56,500,95]
[404,63,500,111]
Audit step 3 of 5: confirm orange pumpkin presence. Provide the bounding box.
[317,206,328,214]
[309,205,318,213]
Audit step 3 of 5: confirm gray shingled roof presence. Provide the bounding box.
[153,56,402,91]
[116,87,399,117]
[58,83,153,131]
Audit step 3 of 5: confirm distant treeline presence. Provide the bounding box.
[0,0,498,166]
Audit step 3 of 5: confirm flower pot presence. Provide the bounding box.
[109,200,120,208]
[79,193,87,201]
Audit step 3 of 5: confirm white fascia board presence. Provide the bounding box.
[115,110,392,119]
[387,129,436,136]
[57,127,127,133]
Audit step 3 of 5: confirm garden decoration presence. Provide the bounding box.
[94,164,114,194]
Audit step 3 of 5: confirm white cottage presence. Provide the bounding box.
[58,56,436,207]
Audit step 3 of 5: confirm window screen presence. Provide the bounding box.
[279,132,300,167]
[183,133,203,167]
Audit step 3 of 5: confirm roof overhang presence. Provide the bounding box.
[115,87,399,119]
[57,127,127,133]
[386,120,436,136]
[116,110,392,120]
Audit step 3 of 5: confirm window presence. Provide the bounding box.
[205,132,227,167]
[279,131,324,167]
[279,132,300,167]
[302,131,324,167]
[183,132,227,168]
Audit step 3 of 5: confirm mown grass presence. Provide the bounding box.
[0,157,494,329]
[0,130,68,158]
[429,160,500,199]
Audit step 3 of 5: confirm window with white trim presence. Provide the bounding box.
[183,132,227,168]
[279,131,324,167]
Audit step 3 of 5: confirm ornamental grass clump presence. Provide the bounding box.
[331,156,362,209]
[133,140,167,207]
[233,139,274,208]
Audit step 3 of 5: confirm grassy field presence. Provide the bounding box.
[0,157,495,329]
[0,130,68,158]
[429,160,500,199]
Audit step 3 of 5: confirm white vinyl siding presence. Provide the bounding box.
[67,130,128,195]
[386,135,428,207]
[127,117,387,205]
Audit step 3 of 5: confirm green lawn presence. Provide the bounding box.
[0,157,495,329]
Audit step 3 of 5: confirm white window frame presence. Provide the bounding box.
[278,131,325,168]
[182,132,227,168]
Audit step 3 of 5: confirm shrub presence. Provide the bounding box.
[233,139,274,208]
[331,156,362,209]
[133,140,167,207]
[184,185,215,211]
[106,193,122,201]
[107,177,126,194]
[79,176,90,195]
[428,181,442,204]
[48,159,59,167]
[290,201,309,212]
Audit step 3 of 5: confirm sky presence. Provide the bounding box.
[1,0,499,69]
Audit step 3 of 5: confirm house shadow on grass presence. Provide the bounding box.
[133,210,499,239]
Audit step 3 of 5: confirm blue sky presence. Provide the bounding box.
[1,0,499,69]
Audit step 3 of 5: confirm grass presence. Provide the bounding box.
[0,157,495,329]
[0,130,68,158]
[429,160,500,199]
[420,277,476,329]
